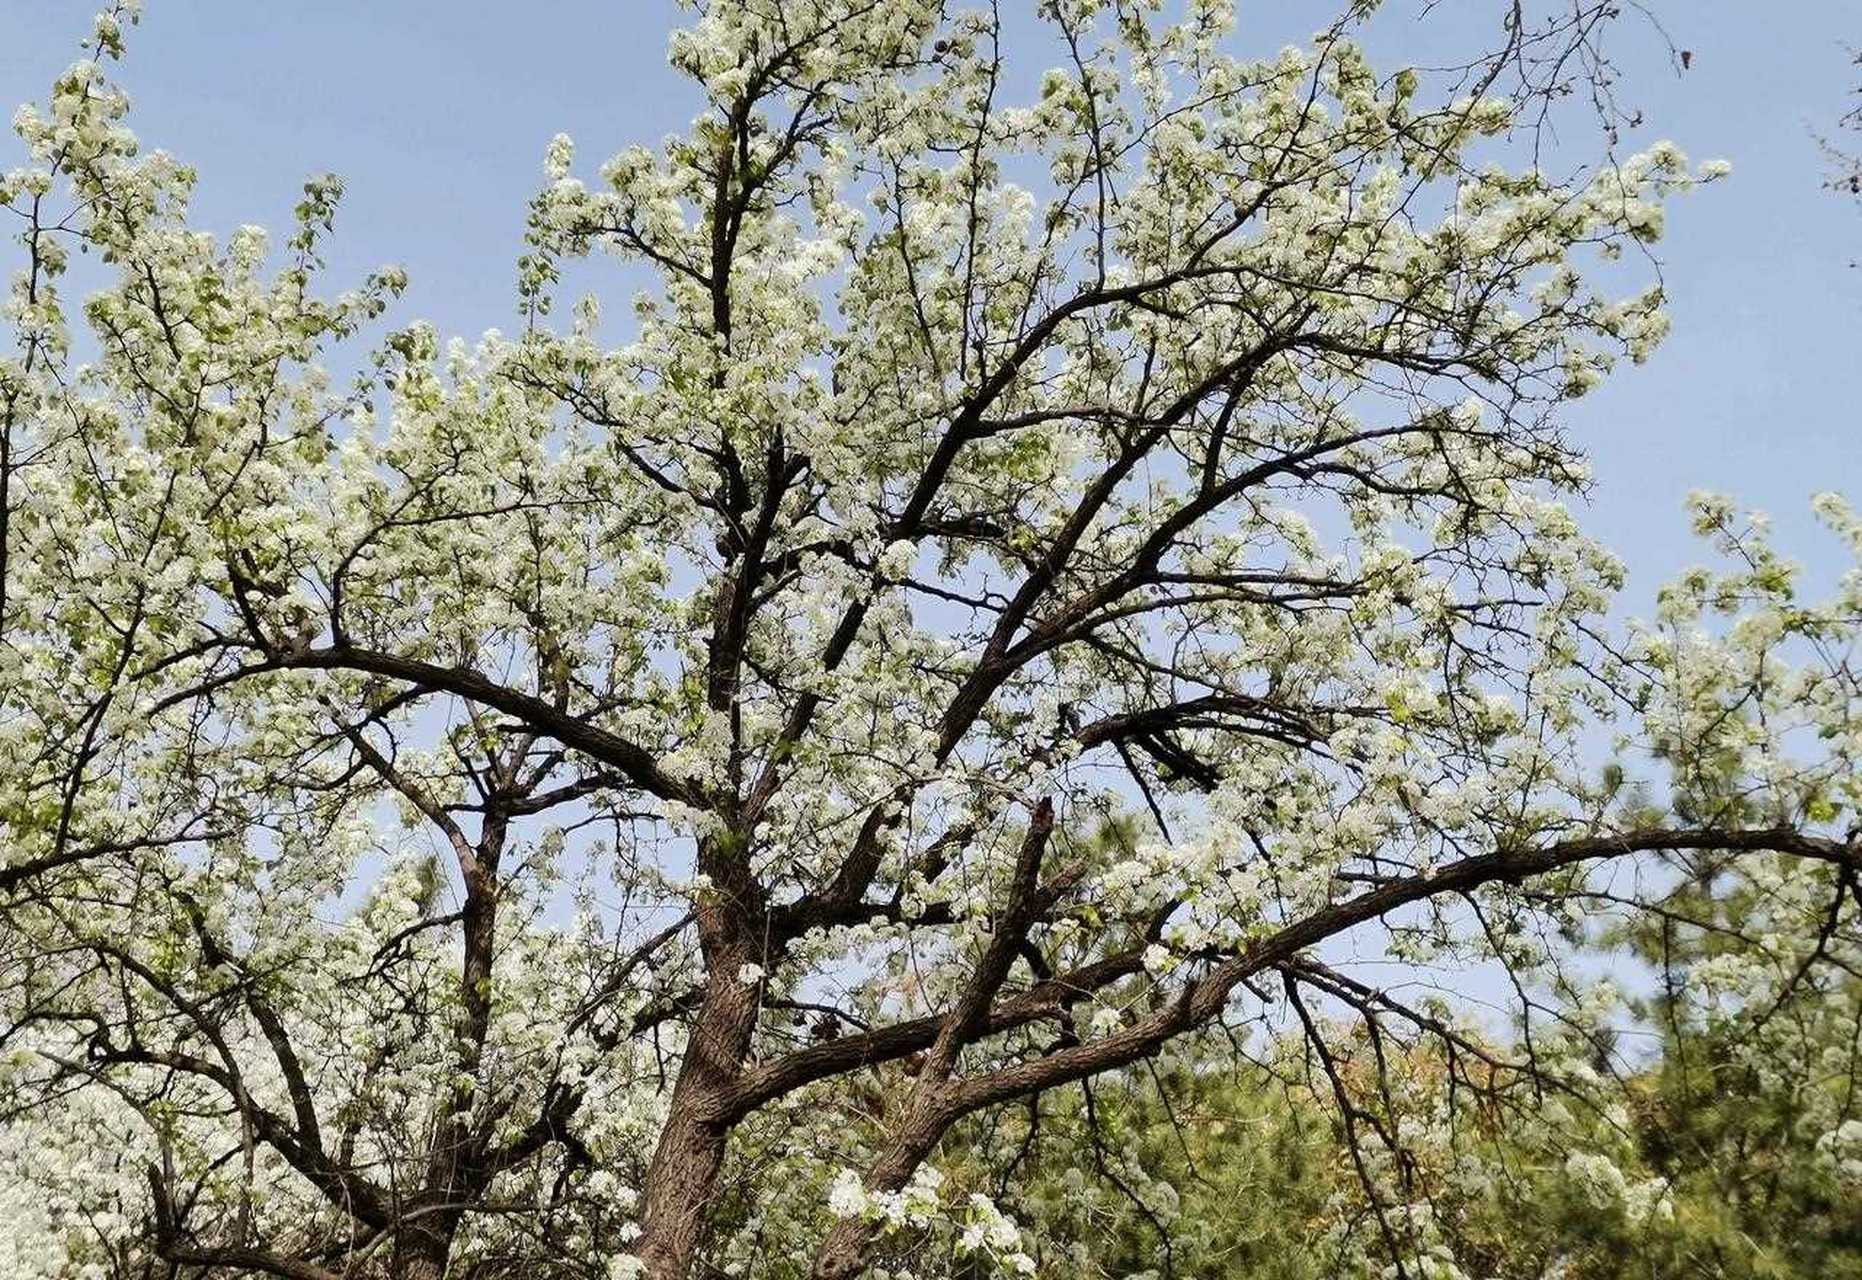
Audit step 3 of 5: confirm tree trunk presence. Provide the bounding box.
[397,1231,454,1280]
[631,962,761,1279]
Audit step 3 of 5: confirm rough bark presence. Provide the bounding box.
[631,915,766,1279]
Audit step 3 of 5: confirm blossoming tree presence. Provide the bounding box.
[2,2,1858,1278]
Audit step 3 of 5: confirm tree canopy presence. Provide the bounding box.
[1,3,1858,1278]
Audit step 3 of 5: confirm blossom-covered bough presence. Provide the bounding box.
[2,2,1857,1278]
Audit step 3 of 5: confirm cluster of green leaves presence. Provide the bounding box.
[951,1015,1859,1280]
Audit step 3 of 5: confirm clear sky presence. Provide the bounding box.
[3,0,1858,602]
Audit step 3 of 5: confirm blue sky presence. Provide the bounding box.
[3,0,1858,602]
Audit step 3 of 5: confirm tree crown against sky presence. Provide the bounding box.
[1,2,1859,1278]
